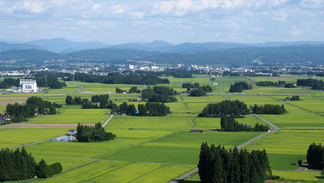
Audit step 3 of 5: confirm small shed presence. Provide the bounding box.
[190,129,202,133]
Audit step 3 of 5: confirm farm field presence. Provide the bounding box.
[27,107,110,124]
[101,131,264,165]
[245,130,324,170]
[1,76,324,182]
[0,128,69,149]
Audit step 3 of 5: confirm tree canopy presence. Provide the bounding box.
[198,100,249,117]
[198,143,272,183]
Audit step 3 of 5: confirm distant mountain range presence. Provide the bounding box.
[0,38,324,65]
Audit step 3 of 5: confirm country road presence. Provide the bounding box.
[169,96,280,183]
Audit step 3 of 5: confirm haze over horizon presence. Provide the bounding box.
[0,0,323,44]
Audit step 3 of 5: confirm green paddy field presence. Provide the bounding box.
[1,75,324,182]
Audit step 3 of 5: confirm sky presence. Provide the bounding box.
[0,0,323,44]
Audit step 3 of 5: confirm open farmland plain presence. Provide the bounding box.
[0,75,324,182]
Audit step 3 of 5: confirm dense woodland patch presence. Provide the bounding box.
[0,147,62,181]
[198,100,250,117]
[76,123,115,142]
[250,104,286,114]
[198,143,272,183]
[74,72,170,85]
[220,116,269,132]
[6,96,61,122]
[229,81,252,92]
[297,78,324,90]
[142,86,177,102]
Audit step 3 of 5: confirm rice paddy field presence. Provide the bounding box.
[1,75,324,182]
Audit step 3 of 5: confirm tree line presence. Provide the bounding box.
[297,78,324,90]
[116,86,141,93]
[142,86,177,102]
[198,143,272,183]
[0,147,62,181]
[6,96,61,122]
[220,116,269,132]
[111,101,170,116]
[189,85,213,97]
[182,82,200,90]
[198,100,250,117]
[307,142,324,170]
[76,123,115,142]
[229,81,252,93]
[74,72,170,85]
[0,78,19,89]
[65,94,113,109]
[35,77,66,89]
[250,104,286,114]
[256,81,295,88]
[135,69,193,78]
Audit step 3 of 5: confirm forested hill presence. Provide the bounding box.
[0,44,324,65]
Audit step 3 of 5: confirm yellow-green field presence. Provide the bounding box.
[1,76,324,182]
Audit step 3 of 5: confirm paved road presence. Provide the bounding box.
[169,110,280,183]
[252,113,280,130]
[224,95,232,101]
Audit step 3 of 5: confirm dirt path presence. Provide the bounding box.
[103,115,114,127]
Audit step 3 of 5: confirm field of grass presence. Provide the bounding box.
[42,160,194,183]
[107,115,192,128]
[272,170,321,182]
[73,81,144,93]
[193,114,267,129]
[102,131,264,165]
[1,75,324,182]
[245,130,324,170]
[0,128,69,149]
[27,107,109,124]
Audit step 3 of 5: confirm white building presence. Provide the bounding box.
[13,79,38,93]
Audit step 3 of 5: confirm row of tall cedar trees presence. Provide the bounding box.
[229,81,252,93]
[256,81,295,88]
[307,143,324,170]
[111,101,170,116]
[0,77,66,89]
[297,78,324,90]
[198,143,272,183]
[220,116,269,132]
[141,86,177,102]
[250,104,286,114]
[76,123,115,142]
[74,72,170,85]
[0,147,62,182]
[116,86,141,93]
[6,96,62,122]
[65,95,114,109]
[198,100,250,117]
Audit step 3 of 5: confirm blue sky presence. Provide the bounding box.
[0,0,323,44]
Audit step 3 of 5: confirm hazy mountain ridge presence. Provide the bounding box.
[0,39,324,65]
[24,38,109,53]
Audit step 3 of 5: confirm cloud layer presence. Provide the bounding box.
[0,0,323,44]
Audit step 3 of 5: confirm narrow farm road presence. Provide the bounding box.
[103,115,114,127]
[169,106,280,183]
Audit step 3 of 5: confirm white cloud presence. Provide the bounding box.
[13,0,50,14]
[0,0,323,43]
